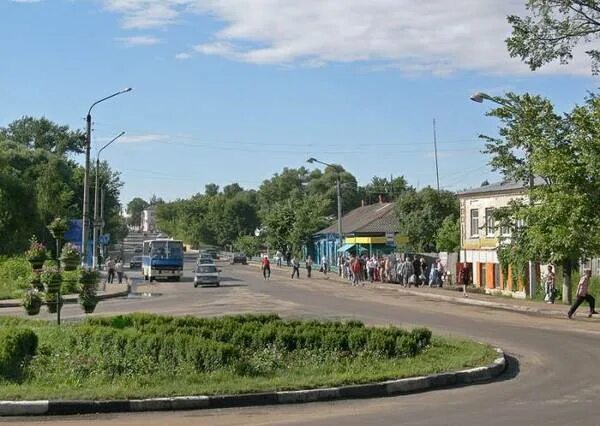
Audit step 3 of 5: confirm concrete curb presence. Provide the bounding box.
[0,348,506,416]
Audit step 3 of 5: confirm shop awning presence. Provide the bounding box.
[337,243,355,252]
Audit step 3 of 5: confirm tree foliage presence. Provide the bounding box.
[435,216,460,252]
[482,92,600,300]
[126,198,149,227]
[395,187,459,252]
[506,0,600,74]
[0,118,124,254]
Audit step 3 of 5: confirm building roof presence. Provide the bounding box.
[314,202,399,236]
[457,177,545,196]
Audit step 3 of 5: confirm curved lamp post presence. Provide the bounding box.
[82,88,132,266]
[92,131,125,269]
[306,157,343,248]
[470,91,537,299]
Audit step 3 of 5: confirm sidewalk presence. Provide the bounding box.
[252,262,589,320]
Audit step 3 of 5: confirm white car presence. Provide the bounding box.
[193,263,221,287]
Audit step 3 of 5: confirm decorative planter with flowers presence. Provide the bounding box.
[25,237,47,270]
[28,272,44,292]
[60,243,80,271]
[40,265,62,293]
[45,291,62,314]
[78,268,99,313]
[22,288,43,316]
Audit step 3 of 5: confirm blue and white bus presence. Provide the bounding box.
[142,239,184,282]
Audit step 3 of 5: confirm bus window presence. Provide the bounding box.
[168,242,182,257]
[151,241,167,258]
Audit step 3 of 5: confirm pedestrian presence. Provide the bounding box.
[275,250,283,267]
[568,269,598,318]
[306,255,313,278]
[261,255,271,280]
[412,256,422,286]
[285,250,291,267]
[399,256,414,287]
[419,258,428,286]
[544,265,556,304]
[115,258,124,284]
[321,257,329,278]
[337,255,343,276]
[429,262,437,287]
[458,262,470,297]
[367,257,376,283]
[106,257,115,284]
[351,256,361,286]
[291,256,300,279]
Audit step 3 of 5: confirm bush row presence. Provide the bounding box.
[84,314,431,358]
[0,327,37,379]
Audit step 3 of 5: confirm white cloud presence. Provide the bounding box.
[175,52,192,60]
[116,35,161,46]
[118,134,170,144]
[101,0,596,75]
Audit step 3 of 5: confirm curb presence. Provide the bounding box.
[0,348,506,416]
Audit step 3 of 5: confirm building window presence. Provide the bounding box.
[485,208,495,236]
[500,225,511,236]
[470,209,479,237]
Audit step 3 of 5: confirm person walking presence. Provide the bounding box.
[115,258,124,284]
[568,268,598,319]
[291,256,300,279]
[351,256,361,286]
[412,257,422,286]
[261,255,271,280]
[544,265,556,304]
[306,256,313,278]
[399,256,414,287]
[321,257,329,278]
[367,257,376,283]
[275,250,283,267]
[106,257,115,284]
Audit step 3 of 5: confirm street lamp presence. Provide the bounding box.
[82,88,132,266]
[306,157,343,249]
[92,131,125,269]
[470,91,537,299]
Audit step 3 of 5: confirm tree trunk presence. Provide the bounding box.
[562,259,573,304]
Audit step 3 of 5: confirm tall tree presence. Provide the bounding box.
[506,0,600,74]
[395,187,459,252]
[481,92,600,302]
[126,197,149,227]
[0,116,85,155]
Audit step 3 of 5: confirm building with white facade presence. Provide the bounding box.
[141,206,156,232]
[458,179,542,296]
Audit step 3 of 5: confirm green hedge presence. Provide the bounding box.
[0,327,38,379]
[83,314,431,359]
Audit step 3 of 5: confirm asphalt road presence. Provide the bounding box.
[3,256,600,426]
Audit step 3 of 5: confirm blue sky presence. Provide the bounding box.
[1,0,598,204]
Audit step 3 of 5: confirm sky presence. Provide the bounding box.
[1,0,598,205]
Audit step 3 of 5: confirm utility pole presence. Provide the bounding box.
[433,118,440,192]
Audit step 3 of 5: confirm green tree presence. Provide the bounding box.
[481,92,600,302]
[395,187,459,252]
[0,116,85,155]
[204,183,219,197]
[435,216,460,252]
[357,176,411,204]
[506,0,600,74]
[234,235,261,257]
[126,198,149,227]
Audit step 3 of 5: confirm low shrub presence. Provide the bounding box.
[0,327,38,379]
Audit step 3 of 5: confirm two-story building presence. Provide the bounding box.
[458,179,542,297]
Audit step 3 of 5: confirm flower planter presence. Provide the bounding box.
[44,279,62,293]
[28,258,45,270]
[22,290,43,316]
[81,301,97,314]
[46,294,63,314]
[60,257,79,271]
[78,270,99,286]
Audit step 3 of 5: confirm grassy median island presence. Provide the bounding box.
[0,314,497,400]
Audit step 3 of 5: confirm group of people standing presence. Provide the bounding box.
[337,253,446,287]
[105,257,124,284]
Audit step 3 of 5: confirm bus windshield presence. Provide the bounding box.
[148,241,183,259]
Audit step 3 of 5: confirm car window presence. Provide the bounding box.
[196,265,217,273]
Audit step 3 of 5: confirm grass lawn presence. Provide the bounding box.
[0,314,498,401]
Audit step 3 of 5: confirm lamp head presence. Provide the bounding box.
[124,87,133,92]
[307,157,317,164]
[470,92,484,103]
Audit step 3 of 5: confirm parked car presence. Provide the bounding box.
[205,248,219,259]
[196,254,214,264]
[129,255,142,269]
[230,253,247,265]
[193,264,221,287]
